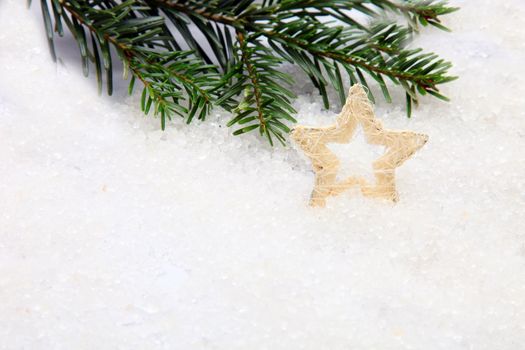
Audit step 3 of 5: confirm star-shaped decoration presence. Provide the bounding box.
[292,84,428,207]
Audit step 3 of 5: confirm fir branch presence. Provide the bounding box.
[260,17,456,111]
[41,0,220,127]
[35,0,459,145]
[223,32,296,145]
[152,0,457,110]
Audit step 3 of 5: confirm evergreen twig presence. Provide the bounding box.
[34,0,458,145]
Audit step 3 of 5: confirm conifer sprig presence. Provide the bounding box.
[38,0,221,126]
[35,0,458,145]
[222,32,296,145]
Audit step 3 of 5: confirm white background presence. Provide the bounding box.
[1,0,525,349]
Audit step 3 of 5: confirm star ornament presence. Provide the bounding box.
[291,84,428,207]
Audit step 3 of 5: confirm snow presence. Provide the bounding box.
[1,0,525,349]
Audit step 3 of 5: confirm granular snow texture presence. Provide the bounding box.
[1,1,525,349]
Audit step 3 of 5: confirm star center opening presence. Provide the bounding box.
[327,127,385,185]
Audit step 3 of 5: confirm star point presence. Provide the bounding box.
[292,84,428,207]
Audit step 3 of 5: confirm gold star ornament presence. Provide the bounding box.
[292,84,428,207]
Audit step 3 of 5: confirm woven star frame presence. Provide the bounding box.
[292,84,429,207]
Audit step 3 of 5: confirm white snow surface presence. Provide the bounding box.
[1,1,525,349]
